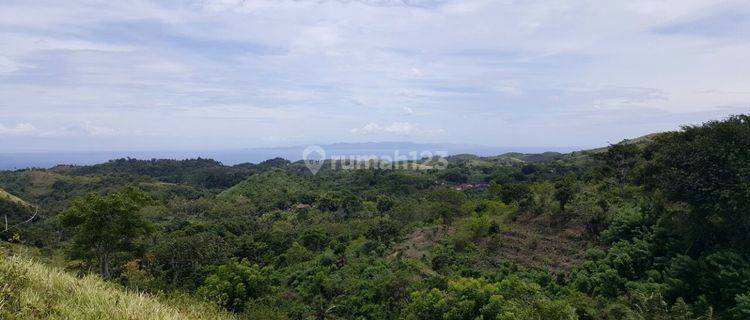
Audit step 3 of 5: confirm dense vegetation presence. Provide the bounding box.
[2,115,750,319]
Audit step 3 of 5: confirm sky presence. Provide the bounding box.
[0,0,749,152]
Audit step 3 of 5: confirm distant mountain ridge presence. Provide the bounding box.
[0,142,578,170]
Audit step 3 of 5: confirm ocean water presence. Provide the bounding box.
[0,143,574,170]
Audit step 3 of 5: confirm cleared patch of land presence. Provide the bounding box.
[494,212,590,272]
[390,212,592,273]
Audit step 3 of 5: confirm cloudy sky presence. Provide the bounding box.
[0,0,748,152]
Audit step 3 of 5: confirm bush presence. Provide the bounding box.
[402,277,576,320]
[490,183,532,206]
[299,228,329,251]
[450,214,495,251]
[529,182,556,215]
[697,251,750,311]
[600,205,646,243]
[732,293,750,319]
[642,115,750,254]
[197,260,273,312]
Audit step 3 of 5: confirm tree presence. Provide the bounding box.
[554,174,578,212]
[440,168,468,183]
[151,232,230,286]
[598,141,640,194]
[402,277,576,320]
[60,187,151,278]
[489,182,532,206]
[642,115,750,253]
[198,260,272,312]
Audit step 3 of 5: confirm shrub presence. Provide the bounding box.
[600,205,646,243]
[402,277,576,320]
[529,182,556,215]
[197,260,273,312]
[697,251,750,311]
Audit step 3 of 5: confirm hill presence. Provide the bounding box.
[0,143,574,170]
[0,245,236,320]
[0,187,29,207]
[3,117,750,319]
[218,169,312,210]
[584,132,662,154]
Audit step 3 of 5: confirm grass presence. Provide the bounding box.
[0,188,30,208]
[0,247,237,320]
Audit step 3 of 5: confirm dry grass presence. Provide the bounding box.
[0,252,237,320]
[389,226,449,261]
[494,211,590,272]
[0,188,29,207]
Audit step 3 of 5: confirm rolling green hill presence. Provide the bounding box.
[218,169,312,210]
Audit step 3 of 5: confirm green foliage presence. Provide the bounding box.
[528,182,556,214]
[732,293,750,319]
[299,228,330,251]
[5,114,750,318]
[59,187,152,278]
[439,168,469,183]
[600,205,646,243]
[150,232,230,288]
[642,115,750,254]
[696,251,750,311]
[0,197,33,241]
[490,182,532,206]
[569,187,612,236]
[198,259,273,312]
[403,277,577,320]
[554,174,578,212]
[218,170,310,211]
[283,242,314,265]
[70,157,253,189]
[452,214,496,250]
[596,142,640,192]
[366,216,401,244]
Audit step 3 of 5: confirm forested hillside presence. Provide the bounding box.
[2,115,750,319]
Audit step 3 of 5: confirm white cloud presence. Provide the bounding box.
[290,25,342,55]
[0,123,43,136]
[351,122,444,136]
[0,0,747,151]
[0,121,136,138]
[496,85,523,96]
[0,56,26,74]
[351,122,383,135]
[60,121,125,137]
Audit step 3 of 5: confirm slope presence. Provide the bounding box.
[0,246,236,320]
[0,187,29,208]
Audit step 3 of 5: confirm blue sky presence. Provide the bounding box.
[0,0,748,152]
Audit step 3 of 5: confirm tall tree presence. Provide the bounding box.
[554,174,578,212]
[643,115,750,254]
[60,187,151,278]
[598,141,640,194]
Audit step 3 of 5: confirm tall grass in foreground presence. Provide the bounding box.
[0,252,236,320]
